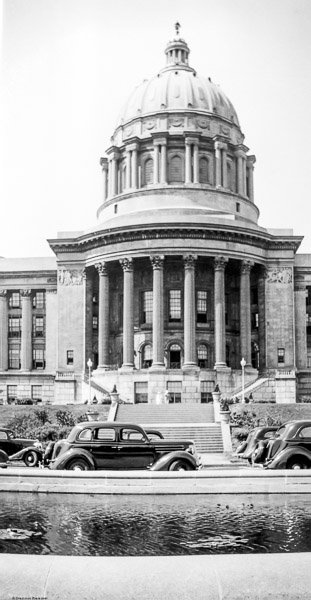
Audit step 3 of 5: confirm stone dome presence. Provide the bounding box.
[116,34,240,130]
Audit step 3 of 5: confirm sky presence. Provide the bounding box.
[1,0,311,258]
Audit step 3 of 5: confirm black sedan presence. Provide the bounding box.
[265,420,311,469]
[0,428,43,467]
[49,421,202,471]
[235,426,278,464]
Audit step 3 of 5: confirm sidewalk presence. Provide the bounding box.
[200,453,247,468]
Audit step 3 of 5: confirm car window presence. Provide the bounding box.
[276,426,286,437]
[78,429,93,441]
[147,432,163,440]
[0,431,8,440]
[299,426,311,439]
[96,428,116,441]
[120,428,146,442]
[264,431,276,439]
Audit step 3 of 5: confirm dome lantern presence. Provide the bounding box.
[164,22,191,69]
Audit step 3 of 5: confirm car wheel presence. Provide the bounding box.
[287,457,310,470]
[169,460,193,471]
[67,458,90,471]
[23,450,39,467]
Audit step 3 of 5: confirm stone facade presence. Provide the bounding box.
[0,31,311,405]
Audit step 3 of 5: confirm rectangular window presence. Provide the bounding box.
[33,348,45,370]
[33,316,44,337]
[197,290,207,323]
[9,346,20,369]
[92,316,98,330]
[142,291,153,324]
[33,292,45,309]
[135,381,148,404]
[9,292,20,308]
[32,385,42,403]
[8,317,21,338]
[251,312,259,329]
[92,293,98,304]
[67,350,74,365]
[200,381,214,403]
[277,348,285,364]
[7,385,18,404]
[169,290,181,322]
[167,381,182,403]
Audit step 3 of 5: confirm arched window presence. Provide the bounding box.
[143,158,153,186]
[199,157,209,184]
[142,344,153,369]
[168,343,181,369]
[168,155,183,183]
[197,344,209,368]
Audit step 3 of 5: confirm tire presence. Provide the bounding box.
[67,458,91,471]
[23,450,39,467]
[169,460,193,471]
[287,456,310,470]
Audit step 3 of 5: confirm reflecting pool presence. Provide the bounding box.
[1,493,311,556]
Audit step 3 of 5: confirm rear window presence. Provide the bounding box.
[264,431,276,439]
[78,429,92,441]
[120,428,146,442]
[299,426,311,438]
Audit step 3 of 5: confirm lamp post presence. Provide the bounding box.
[87,358,93,405]
[240,357,246,403]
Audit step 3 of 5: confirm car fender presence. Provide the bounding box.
[252,441,268,464]
[0,449,8,467]
[266,447,311,469]
[235,440,248,455]
[8,446,42,462]
[149,450,198,471]
[51,448,96,470]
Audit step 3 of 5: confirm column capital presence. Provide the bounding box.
[246,154,256,167]
[20,289,32,297]
[95,261,108,276]
[240,260,254,274]
[183,254,197,269]
[152,136,168,146]
[185,136,200,145]
[214,141,227,151]
[234,149,246,159]
[120,257,133,272]
[0,290,7,297]
[214,256,228,271]
[150,255,165,270]
[126,142,139,152]
[100,157,108,171]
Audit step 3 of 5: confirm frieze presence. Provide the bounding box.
[221,125,230,136]
[124,126,133,138]
[58,269,86,286]
[196,118,210,130]
[144,119,156,131]
[168,117,184,128]
[266,267,293,284]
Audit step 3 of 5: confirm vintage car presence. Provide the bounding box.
[0,427,43,466]
[49,421,202,471]
[235,426,278,464]
[265,420,311,469]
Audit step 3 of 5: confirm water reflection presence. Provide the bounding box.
[0,493,311,556]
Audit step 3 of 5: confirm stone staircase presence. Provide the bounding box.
[115,404,224,453]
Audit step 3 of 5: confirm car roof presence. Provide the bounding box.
[74,421,146,430]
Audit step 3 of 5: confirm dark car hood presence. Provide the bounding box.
[13,438,38,446]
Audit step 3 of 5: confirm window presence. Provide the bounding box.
[8,317,21,338]
[92,293,98,304]
[197,344,209,368]
[199,157,209,184]
[33,292,45,309]
[143,158,153,186]
[142,291,153,324]
[168,155,183,183]
[92,316,98,330]
[251,313,259,329]
[277,348,285,364]
[299,427,311,439]
[114,204,118,214]
[33,348,45,370]
[197,290,207,323]
[167,381,182,403]
[32,385,42,404]
[142,344,153,368]
[236,202,240,213]
[168,343,181,369]
[9,292,20,308]
[169,290,181,322]
[33,316,44,337]
[78,429,93,441]
[7,385,18,403]
[135,381,148,404]
[96,428,116,441]
[200,381,213,403]
[9,346,20,369]
[120,428,145,442]
[67,350,74,366]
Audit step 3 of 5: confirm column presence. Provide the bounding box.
[120,258,134,369]
[214,256,228,368]
[111,152,118,196]
[20,289,32,371]
[214,142,222,188]
[183,255,197,368]
[236,150,245,196]
[126,149,131,190]
[246,156,255,201]
[258,267,267,371]
[240,260,254,367]
[160,141,167,183]
[95,262,110,369]
[153,143,159,184]
[222,144,228,188]
[100,158,108,201]
[193,143,199,183]
[295,279,307,370]
[185,139,192,183]
[0,290,8,371]
[132,146,138,189]
[150,255,165,369]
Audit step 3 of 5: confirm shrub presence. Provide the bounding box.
[55,410,76,428]
[34,408,52,425]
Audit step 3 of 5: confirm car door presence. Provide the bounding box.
[115,426,156,469]
[295,425,311,453]
[0,430,18,456]
[89,427,124,469]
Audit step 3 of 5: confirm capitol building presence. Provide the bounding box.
[1,28,311,406]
